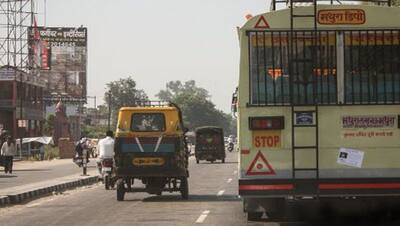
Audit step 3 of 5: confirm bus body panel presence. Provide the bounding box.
[237,5,400,214]
[239,106,400,180]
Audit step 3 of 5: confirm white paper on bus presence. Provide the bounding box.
[337,148,364,168]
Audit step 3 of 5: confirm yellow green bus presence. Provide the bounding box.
[237,1,400,221]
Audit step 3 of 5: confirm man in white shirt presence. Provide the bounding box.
[97,130,115,175]
[1,136,16,174]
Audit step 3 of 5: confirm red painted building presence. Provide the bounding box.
[0,66,46,139]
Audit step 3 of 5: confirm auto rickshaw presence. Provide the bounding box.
[114,102,189,201]
[194,126,225,164]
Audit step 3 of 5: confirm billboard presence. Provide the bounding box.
[28,26,87,100]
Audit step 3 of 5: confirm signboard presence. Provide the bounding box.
[318,9,365,25]
[295,112,313,125]
[337,148,364,168]
[342,115,397,139]
[250,33,337,47]
[18,120,27,128]
[344,32,400,46]
[0,67,16,81]
[246,151,275,175]
[254,16,270,29]
[28,26,87,100]
[342,115,396,129]
[132,157,165,166]
[252,130,281,148]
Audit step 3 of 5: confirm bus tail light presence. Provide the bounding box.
[249,116,284,130]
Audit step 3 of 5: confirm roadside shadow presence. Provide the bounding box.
[118,198,144,202]
[307,215,400,226]
[13,169,50,172]
[142,194,240,203]
[0,174,17,178]
[200,161,238,164]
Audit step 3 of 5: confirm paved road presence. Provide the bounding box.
[1,152,399,226]
[0,159,97,190]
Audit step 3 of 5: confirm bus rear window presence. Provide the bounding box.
[131,113,166,132]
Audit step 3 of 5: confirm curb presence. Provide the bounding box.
[0,176,98,207]
[0,196,10,206]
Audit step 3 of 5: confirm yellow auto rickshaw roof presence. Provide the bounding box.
[119,106,178,112]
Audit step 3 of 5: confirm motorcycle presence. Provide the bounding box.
[99,158,115,190]
[227,142,234,152]
[73,148,89,175]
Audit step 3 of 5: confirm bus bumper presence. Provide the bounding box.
[240,178,400,218]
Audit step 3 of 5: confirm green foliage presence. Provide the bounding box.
[104,76,148,126]
[157,80,209,101]
[44,146,60,160]
[43,114,55,136]
[393,0,400,6]
[81,125,108,138]
[157,80,236,135]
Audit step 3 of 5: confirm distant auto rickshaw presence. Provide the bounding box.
[195,126,225,164]
[114,102,189,201]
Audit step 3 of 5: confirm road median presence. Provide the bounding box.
[0,172,98,206]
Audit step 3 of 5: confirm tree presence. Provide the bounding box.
[157,80,209,102]
[157,80,236,135]
[43,114,55,136]
[104,76,148,126]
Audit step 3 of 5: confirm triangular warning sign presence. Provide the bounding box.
[254,16,270,29]
[246,151,275,175]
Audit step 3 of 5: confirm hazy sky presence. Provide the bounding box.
[40,0,269,113]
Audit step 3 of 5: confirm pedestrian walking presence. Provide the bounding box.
[1,136,16,173]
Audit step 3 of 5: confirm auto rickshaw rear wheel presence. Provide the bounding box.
[105,175,110,190]
[196,159,199,164]
[116,179,125,201]
[180,177,189,200]
[222,158,225,163]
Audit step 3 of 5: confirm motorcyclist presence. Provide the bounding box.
[74,137,89,165]
[96,130,115,176]
[227,135,235,152]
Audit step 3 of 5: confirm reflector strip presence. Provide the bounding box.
[134,137,144,152]
[239,184,294,190]
[319,183,400,189]
[154,135,163,152]
[241,149,250,154]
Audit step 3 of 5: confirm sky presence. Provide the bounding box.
[39,0,270,113]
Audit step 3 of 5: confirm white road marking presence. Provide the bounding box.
[217,190,225,196]
[195,210,210,223]
[227,178,232,183]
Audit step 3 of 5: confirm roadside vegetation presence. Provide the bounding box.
[104,77,236,135]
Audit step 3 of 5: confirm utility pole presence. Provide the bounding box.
[19,73,23,159]
[107,92,111,131]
